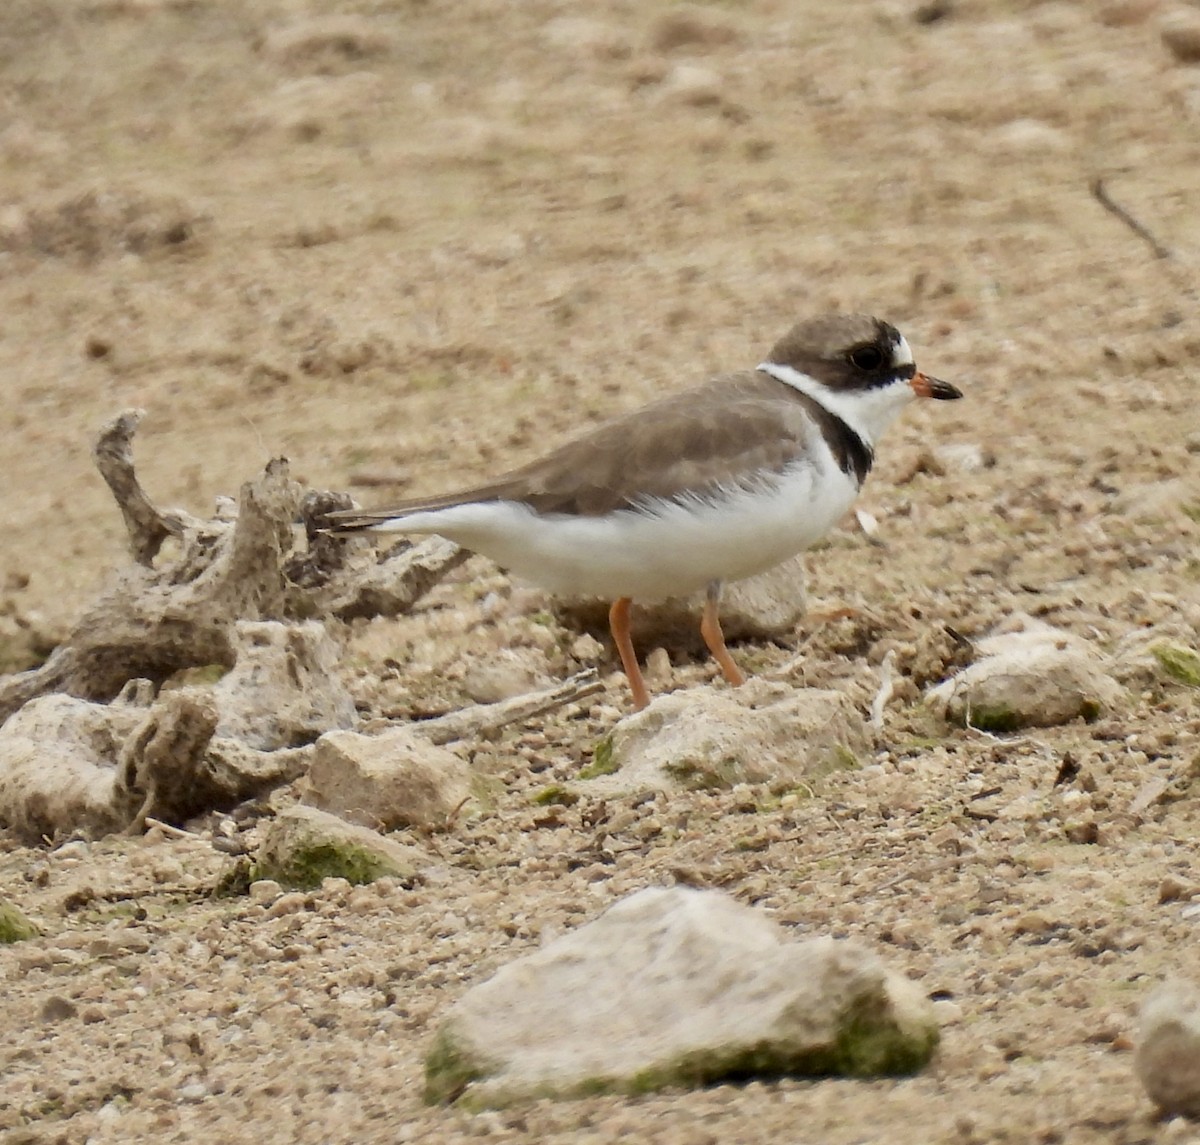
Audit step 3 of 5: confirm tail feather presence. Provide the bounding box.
[324,480,517,532]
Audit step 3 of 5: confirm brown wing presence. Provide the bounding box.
[328,371,822,527]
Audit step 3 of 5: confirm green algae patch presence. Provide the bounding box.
[424,1026,490,1105]
[433,1007,939,1108]
[257,841,400,890]
[832,993,941,1076]
[579,735,618,779]
[963,703,1024,733]
[663,752,744,790]
[213,859,256,898]
[0,899,40,943]
[532,784,579,807]
[1152,643,1200,688]
[829,743,861,771]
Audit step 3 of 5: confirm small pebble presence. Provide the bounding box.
[18,949,54,972]
[1137,981,1200,1116]
[265,891,308,919]
[1162,18,1200,63]
[249,879,283,904]
[932,999,964,1025]
[40,995,77,1023]
[347,890,379,914]
[1013,910,1056,936]
[1159,875,1193,903]
[644,647,672,684]
[570,634,605,662]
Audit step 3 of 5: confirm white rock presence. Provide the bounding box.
[1136,980,1200,1116]
[656,64,724,106]
[247,879,283,905]
[644,647,673,685]
[584,679,868,796]
[928,617,1122,731]
[931,999,964,1025]
[569,633,605,663]
[1112,625,1200,690]
[0,693,147,842]
[424,886,938,1105]
[303,727,476,830]
[932,442,990,473]
[855,508,882,542]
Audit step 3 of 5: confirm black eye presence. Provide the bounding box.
[848,344,885,371]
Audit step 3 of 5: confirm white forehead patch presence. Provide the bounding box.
[889,334,914,369]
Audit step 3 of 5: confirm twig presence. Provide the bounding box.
[1090,178,1173,261]
[418,669,605,744]
[870,649,896,731]
[872,854,972,895]
[767,617,834,680]
[142,815,200,840]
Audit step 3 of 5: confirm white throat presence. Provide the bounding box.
[756,361,916,448]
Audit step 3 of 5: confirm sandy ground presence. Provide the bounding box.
[1,0,1200,1140]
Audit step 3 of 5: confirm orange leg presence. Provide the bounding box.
[609,596,651,711]
[700,581,746,688]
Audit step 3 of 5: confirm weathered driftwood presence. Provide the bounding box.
[0,410,466,724]
[0,411,300,723]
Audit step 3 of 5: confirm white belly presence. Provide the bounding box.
[372,454,861,601]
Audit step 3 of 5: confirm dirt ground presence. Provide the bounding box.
[1,0,1199,1140]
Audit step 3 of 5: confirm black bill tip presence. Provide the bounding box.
[910,372,963,400]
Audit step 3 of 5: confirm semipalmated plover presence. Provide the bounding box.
[329,313,961,709]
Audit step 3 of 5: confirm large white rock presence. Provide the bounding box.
[583,678,867,795]
[928,617,1122,731]
[302,726,476,831]
[1136,980,1200,1117]
[0,692,147,841]
[425,887,939,1106]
